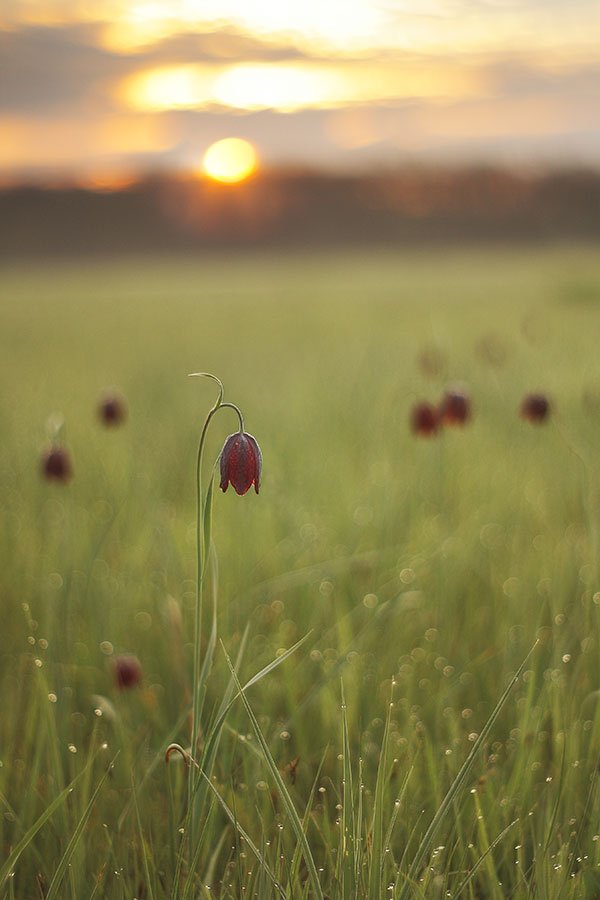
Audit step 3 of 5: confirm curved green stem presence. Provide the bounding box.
[187,374,249,862]
[188,372,224,406]
[219,401,245,433]
[188,375,224,851]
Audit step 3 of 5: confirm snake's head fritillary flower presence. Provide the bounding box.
[219,431,262,495]
[411,402,440,437]
[440,389,471,426]
[99,391,127,426]
[113,654,143,690]
[521,393,550,423]
[41,444,73,483]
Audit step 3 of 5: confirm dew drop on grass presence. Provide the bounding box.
[27,636,35,645]
[48,693,57,703]
[100,641,113,655]
[562,654,571,663]
[34,658,42,668]
[68,744,77,753]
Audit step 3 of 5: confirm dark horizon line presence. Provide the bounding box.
[3,158,600,193]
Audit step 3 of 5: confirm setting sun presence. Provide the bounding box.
[202,138,258,184]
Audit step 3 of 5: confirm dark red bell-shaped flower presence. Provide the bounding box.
[220,431,262,495]
[98,391,127,426]
[440,389,471,426]
[41,444,73,483]
[410,402,440,437]
[521,393,550,423]
[113,654,143,690]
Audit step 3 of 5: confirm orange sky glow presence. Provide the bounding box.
[1,0,599,181]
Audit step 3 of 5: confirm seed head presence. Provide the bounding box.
[521,393,550,423]
[219,431,262,495]
[41,444,73,483]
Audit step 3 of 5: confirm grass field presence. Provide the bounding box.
[2,244,600,898]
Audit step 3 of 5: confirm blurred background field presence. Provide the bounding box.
[2,245,600,896]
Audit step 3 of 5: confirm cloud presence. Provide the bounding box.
[485,57,600,99]
[0,22,308,115]
[1,18,599,176]
[0,24,129,114]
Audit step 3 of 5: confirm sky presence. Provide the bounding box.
[2,0,600,183]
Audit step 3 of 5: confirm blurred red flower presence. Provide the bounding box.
[440,389,471,426]
[411,402,440,437]
[521,393,550,423]
[41,444,73,483]
[99,391,127,426]
[219,431,262,495]
[113,655,143,690]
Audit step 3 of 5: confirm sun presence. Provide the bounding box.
[202,138,258,184]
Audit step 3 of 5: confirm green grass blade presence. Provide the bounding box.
[368,692,392,899]
[45,755,117,900]
[203,826,229,894]
[382,765,413,866]
[131,774,155,900]
[340,682,355,900]
[199,631,313,783]
[399,642,537,899]
[196,541,219,725]
[188,628,309,832]
[223,645,324,900]
[355,757,365,894]
[181,792,220,900]
[453,818,518,898]
[288,747,328,890]
[118,708,190,832]
[0,770,86,890]
[199,771,285,899]
[201,470,215,579]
